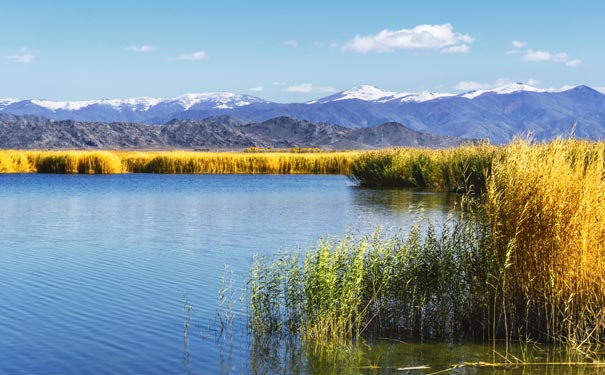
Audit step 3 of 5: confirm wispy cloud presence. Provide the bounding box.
[509,41,581,67]
[178,51,208,61]
[282,40,298,47]
[441,44,470,54]
[283,83,313,93]
[453,81,491,91]
[249,86,264,92]
[127,45,156,52]
[282,83,336,94]
[511,40,527,49]
[596,86,605,94]
[342,23,474,54]
[7,48,35,63]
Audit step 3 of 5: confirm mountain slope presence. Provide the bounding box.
[2,85,604,143]
[0,114,470,150]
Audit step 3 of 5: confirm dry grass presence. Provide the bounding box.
[485,139,605,352]
[0,150,360,174]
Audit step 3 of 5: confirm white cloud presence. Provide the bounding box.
[523,49,551,62]
[527,78,540,86]
[512,40,527,49]
[127,45,156,52]
[7,48,35,63]
[283,83,313,93]
[272,81,287,86]
[342,23,474,54]
[441,44,470,54]
[329,42,339,48]
[178,51,208,61]
[453,81,491,91]
[282,84,336,94]
[553,52,569,62]
[595,86,605,94]
[511,42,581,68]
[249,86,264,92]
[282,40,298,47]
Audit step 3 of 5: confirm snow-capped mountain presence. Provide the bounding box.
[308,85,454,104]
[0,92,268,123]
[1,84,604,143]
[460,82,549,99]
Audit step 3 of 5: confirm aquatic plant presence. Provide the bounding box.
[248,139,605,355]
[349,143,496,192]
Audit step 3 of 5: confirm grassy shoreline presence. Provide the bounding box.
[0,149,359,175]
[247,139,605,356]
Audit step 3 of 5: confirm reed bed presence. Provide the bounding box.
[0,150,359,174]
[248,139,605,355]
[249,212,493,347]
[485,139,605,351]
[349,143,497,192]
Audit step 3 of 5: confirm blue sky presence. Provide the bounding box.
[1,0,603,102]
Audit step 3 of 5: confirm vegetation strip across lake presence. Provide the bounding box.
[0,150,359,175]
[246,139,605,360]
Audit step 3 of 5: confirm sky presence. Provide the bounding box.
[0,0,603,102]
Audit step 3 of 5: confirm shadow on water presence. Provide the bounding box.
[350,187,458,213]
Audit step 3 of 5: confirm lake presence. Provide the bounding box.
[0,175,597,374]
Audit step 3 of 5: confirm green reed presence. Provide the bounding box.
[248,207,495,346]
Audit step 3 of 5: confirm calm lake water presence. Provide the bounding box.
[0,175,598,374]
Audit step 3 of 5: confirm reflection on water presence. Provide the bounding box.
[244,338,605,375]
[352,187,457,213]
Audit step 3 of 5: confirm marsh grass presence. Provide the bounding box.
[349,143,496,192]
[485,139,605,353]
[249,209,494,347]
[248,139,605,356]
[0,150,359,174]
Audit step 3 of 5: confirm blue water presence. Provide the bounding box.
[0,174,455,374]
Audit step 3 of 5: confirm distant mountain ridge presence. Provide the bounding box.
[0,114,469,150]
[1,84,604,143]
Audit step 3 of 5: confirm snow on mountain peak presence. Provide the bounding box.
[16,92,266,112]
[171,92,263,110]
[0,98,19,106]
[337,85,398,101]
[310,85,455,104]
[461,82,547,99]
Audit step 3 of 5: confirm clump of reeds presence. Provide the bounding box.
[349,143,496,192]
[0,150,36,173]
[28,150,124,173]
[485,139,605,351]
[248,209,494,346]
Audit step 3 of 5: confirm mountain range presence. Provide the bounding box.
[1,83,604,143]
[0,114,468,150]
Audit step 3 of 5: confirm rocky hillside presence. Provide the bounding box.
[0,114,470,150]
